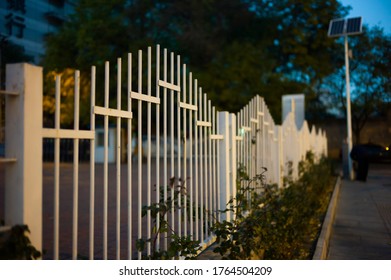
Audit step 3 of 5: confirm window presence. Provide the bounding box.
[7,0,26,13]
[6,23,25,38]
[5,14,25,38]
[13,23,24,38]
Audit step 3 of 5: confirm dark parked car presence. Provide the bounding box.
[350,143,390,182]
[350,143,391,163]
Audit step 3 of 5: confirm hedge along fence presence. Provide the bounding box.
[211,152,335,260]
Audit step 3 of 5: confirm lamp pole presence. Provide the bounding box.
[328,16,362,180]
[344,35,354,180]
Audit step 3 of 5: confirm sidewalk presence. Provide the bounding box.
[327,163,391,259]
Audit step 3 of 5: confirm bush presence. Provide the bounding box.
[212,152,335,259]
[136,177,201,260]
[0,225,42,260]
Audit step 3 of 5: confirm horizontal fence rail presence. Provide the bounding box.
[2,45,327,260]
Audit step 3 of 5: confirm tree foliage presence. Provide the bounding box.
[43,0,388,125]
[43,69,91,128]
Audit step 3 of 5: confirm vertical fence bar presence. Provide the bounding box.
[237,110,241,171]
[252,98,256,182]
[277,125,284,188]
[147,47,152,256]
[244,105,248,178]
[256,98,260,175]
[189,73,194,239]
[247,103,251,177]
[155,45,161,252]
[212,106,217,222]
[177,55,182,238]
[230,113,237,222]
[207,99,212,239]
[54,75,61,260]
[194,79,199,241]
[89,66,96,260]
[267,111,272,176]
[216,110,221,222]
[116,58,122,260]
[103,61,109,260]
[256,96,261,177]
[127,53,133,259]
[137,50,143,260]
[170,53,175,236]
[199,88,204,242]
[218,112,230,222]
[262,101,266,173]
[182,63,187,237]
[170,52,175,237]
[203,94,209,239]
[239,108,243,184]
[163,48,168,251]
[72,70,80,260]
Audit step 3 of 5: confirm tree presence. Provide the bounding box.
[44,0,129,71]
[43,0,350,121]
[43,69,91,128]
[322,25,391,143]
[268,0,349,81]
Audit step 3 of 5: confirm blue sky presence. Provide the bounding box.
[341,0,391,34]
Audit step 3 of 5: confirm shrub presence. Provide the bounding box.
[0,225,42,260]
[136,177,201,259]
[212,152,335,259]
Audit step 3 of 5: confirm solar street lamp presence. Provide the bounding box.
[328,17,362,180]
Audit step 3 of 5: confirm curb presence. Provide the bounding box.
[312,176,341,260]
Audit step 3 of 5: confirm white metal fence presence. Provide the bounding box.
[1,45,327,260]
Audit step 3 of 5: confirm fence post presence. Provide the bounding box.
[5,63,43,252]
[217,112,237,222]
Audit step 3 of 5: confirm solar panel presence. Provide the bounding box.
[328,17,363,37]
[328,19,345,37]
[346,17,362,35]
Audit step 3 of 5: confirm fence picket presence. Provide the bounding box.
[54,75,60,260]
[89,66,96,260]
[177,55,182,239]
[72,70,80,260]
[103,61,109,260]
[116,58,122,260]
[137,50,143,260]
[155,45,161,252]
[127,53,133,259]
[182,63,187,238]
[163,48,168,251]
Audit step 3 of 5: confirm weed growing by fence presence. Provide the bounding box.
[212,152,335,259]
[211,165,270,259]
[136,177,201,259]
[0,225,42,260]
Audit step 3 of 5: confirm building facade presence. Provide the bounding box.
[0,0,76,64]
